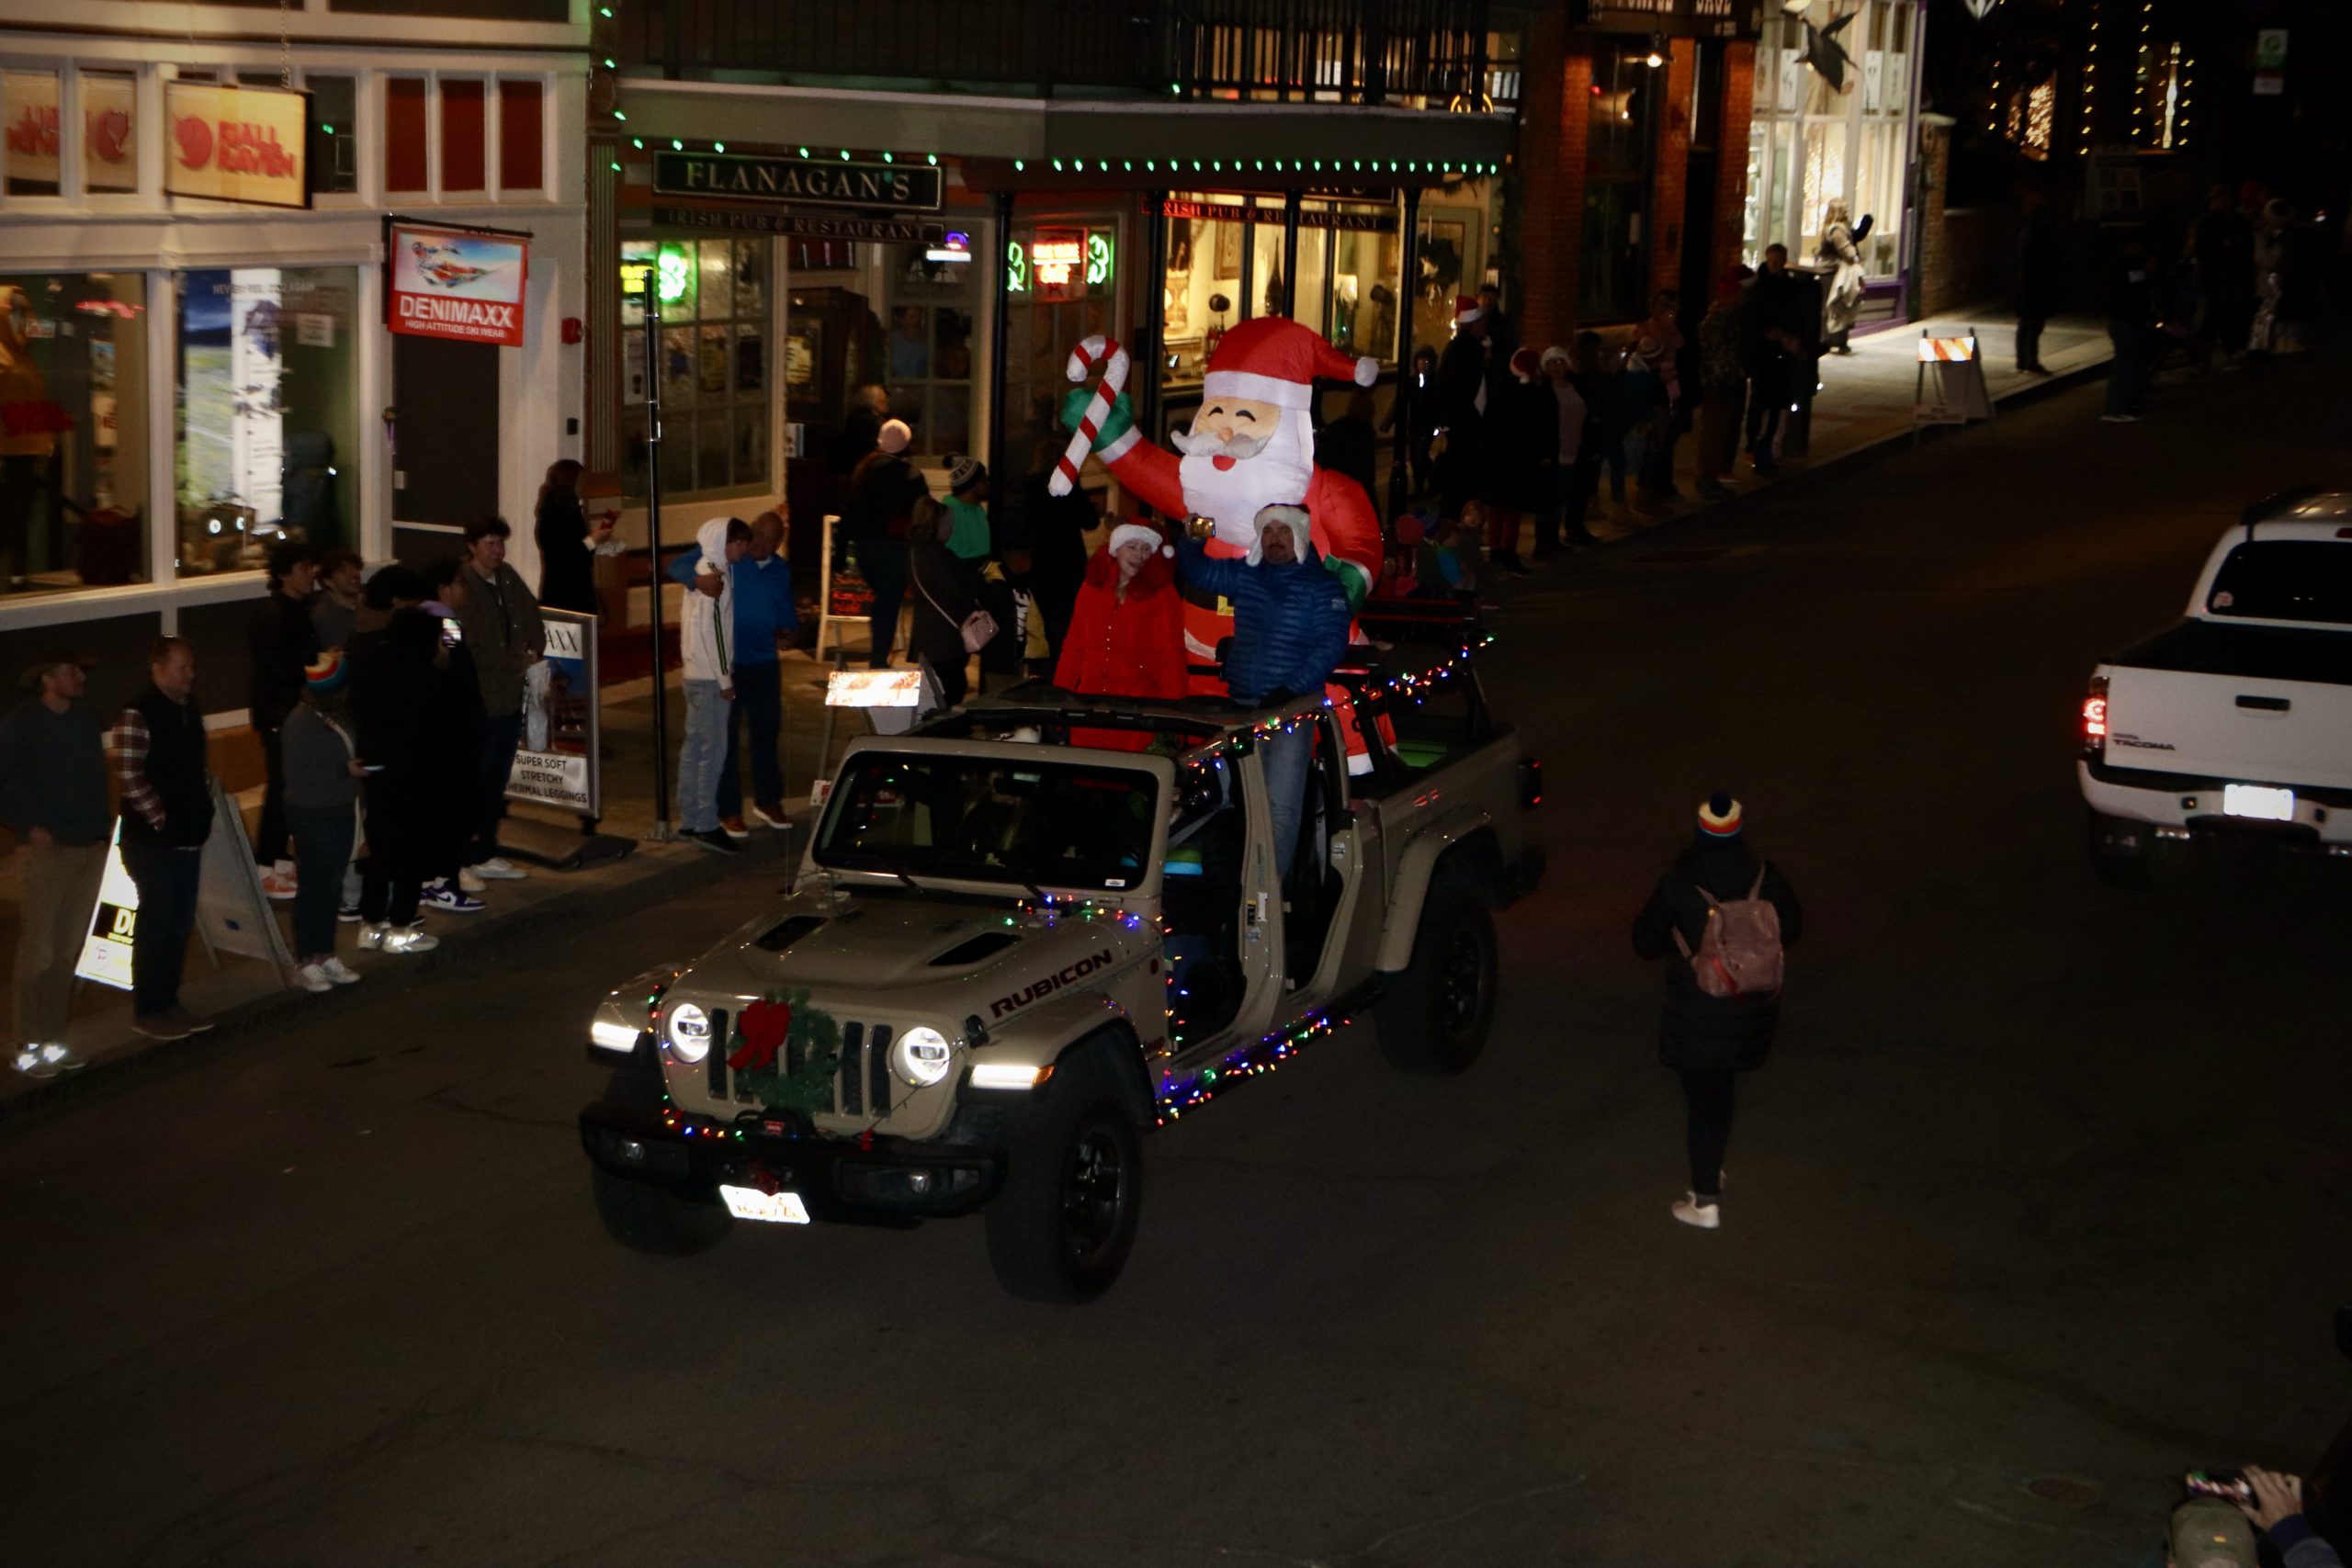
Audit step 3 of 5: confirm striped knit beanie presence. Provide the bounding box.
[1697,792,1743,839]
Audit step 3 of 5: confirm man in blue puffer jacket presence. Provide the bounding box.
[1175,504,1354,878]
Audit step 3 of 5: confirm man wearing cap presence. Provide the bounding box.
[107,637,217,1042]
[1632,792,1804,1229]
[0,649,111,1077]
[846,418,927,669]
[1175,504,1353,879]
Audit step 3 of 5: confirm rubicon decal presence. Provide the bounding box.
[991,949,1116,1019]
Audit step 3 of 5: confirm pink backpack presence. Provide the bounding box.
[1672,869,1785,998]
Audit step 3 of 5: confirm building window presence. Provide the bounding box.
[175,267,361,573]
[0,273,152,593]
[1581,40,1663,322]
[883,243,975,460]
[1746,0,1913,280]
[438,78,486,193]
[497,78,543,193]
[384,76,427,193]
[305,74,359,196]
[619,237,770,501]
[3,70,63,197]
[81,70,139,195]
[1326,220,1402,365]
[1006,221,1115,460]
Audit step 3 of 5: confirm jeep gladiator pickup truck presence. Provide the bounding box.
[579,613,1543,1302]
[2080,487,2352,885]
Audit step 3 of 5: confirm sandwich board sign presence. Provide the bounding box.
[77,778,296,990]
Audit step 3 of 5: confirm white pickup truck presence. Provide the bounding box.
[2080,487,2352,885]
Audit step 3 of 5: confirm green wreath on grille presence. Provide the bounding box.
[724,988,842,1115]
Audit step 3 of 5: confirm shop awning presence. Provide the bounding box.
[612,80,1513,186]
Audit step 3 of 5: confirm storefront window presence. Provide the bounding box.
[1582,40,1663,322]
[306,74,359,196]
[1325,224,1400,363]
[618,236,770,500]
[883,242,974,459]
[4,70,64,197]
[1747,1,1915,280]
[1005,221,1117,460]
[82,71,138,194]
[1,273,151,592]
[1160,202,1247,389]
[175,266,360,574]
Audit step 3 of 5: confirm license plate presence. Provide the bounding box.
[2222,784,2295,822]
[719,1184,811,1224]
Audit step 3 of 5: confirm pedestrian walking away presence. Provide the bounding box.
[449,516,545,880]
[107,637,219,1042]
[279,651,367,992]
[676,514,752,854]
[247,540,320,900]
[1,649,111,1077]
[1631,793,1803,1229]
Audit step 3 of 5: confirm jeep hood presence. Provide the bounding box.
[681,891,1133,1006]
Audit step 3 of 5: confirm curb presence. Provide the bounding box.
[0,835,793,1126]
[1519,355,2112,562]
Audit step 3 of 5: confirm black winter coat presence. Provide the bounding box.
[248,591,321,731]
[1632,839,1803,1072]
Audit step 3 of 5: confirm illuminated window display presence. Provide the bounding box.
[619,236,770,499]
[1005,222,1117,460]
[0,272,151,592]
[1745,0,1917,281]
[175,266,359,573]
[1159,195,1399,391]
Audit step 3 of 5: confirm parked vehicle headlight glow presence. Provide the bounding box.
[590,1018,643,1054]
[893,1026,954,1087]
[666,1003,712,1063]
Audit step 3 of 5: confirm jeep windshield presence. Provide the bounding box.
[815,752,1160,894]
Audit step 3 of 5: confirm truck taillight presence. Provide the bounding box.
[2082,676,2109,754]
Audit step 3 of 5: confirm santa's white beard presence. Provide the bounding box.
[1175,425,1313,548]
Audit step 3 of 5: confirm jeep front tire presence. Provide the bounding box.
[589,1067,733,1257]
[985,1077,1143,1303]
[1376,879,1497,1075]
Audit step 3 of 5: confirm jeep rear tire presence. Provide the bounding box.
[985,1078,1143,1304]
[1377,880,1497,1075]
[589,1067,733,1258]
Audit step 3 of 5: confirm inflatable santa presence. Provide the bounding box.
[1063,317,1385,676]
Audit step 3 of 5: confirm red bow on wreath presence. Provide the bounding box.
[726,998,794,1072]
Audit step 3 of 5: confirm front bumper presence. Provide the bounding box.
[579,1098,1004,1222]
[2078,759,2352,850]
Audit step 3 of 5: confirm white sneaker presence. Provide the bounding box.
[14,1043,85,1079]
[472,856,527,881]
[749,801,795,831]
[357,922,389,950]
[319,957,362,986]
[379,924,440,954]
[1671,1193,1722,1230]
[458,867,488,894]
[296,964,334,994]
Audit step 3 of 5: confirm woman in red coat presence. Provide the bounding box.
[1056,523,1186,750]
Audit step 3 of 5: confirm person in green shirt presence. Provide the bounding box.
[942,455,993,562]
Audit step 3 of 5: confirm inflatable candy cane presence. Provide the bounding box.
[1047,334,1130,497]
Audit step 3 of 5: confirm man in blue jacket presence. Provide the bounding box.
[1175,504,1353,879]
[669,508,797,835]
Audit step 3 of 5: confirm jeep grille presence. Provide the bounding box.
[727,1019,899,1121]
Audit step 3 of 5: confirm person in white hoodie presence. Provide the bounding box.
[679,515,751,852]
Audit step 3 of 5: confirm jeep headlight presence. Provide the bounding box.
[666,1002,713,1064]
[892,1026,954,1088]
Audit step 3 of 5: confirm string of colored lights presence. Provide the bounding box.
[1157,1008,1351,1125]
[604,134,1498,182]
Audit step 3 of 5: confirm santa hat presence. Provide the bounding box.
[1510,346,1541,382]
[1249,504,1312,566]
[1108,521,1171,559]
[1453,294,1488,326]
[1697,792,1744,839]
[1203,317,1377,411]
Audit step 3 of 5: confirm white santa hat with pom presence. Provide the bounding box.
[1108,522,1172,558]
[1202,317,1378,410]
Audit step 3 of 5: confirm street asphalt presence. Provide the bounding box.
[6,347,2347,1568]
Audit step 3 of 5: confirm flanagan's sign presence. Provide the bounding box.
[652,151,943,212]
